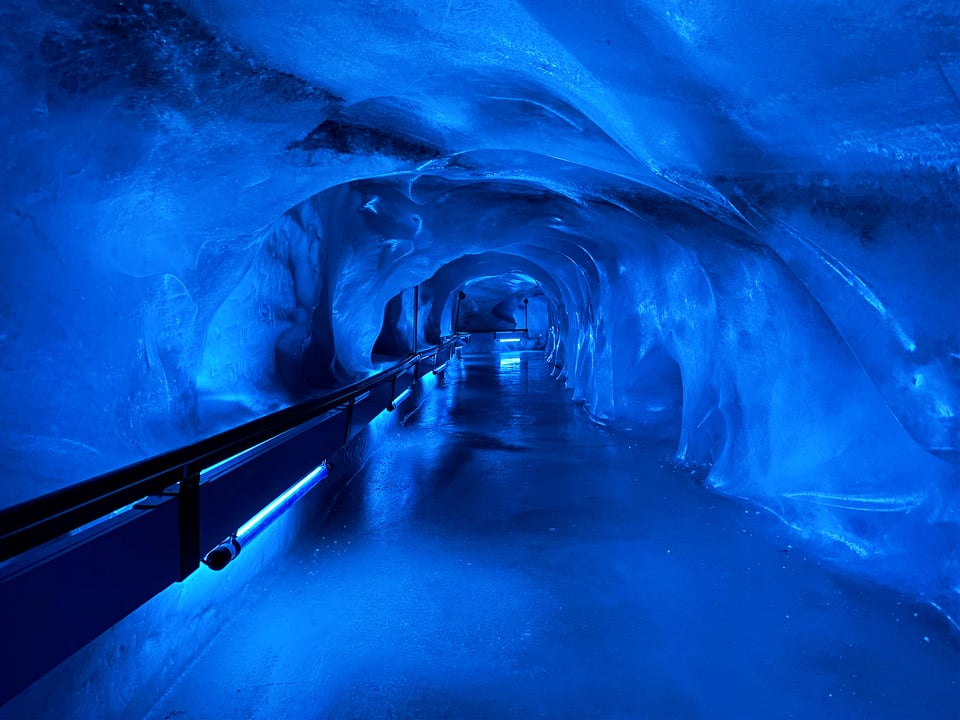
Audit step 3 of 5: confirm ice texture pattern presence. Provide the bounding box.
[1,1,959,620]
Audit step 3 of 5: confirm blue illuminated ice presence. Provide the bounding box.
[1,0,958,622]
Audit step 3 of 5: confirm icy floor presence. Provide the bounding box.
[145,352,959,720]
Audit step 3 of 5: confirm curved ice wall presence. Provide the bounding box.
[2,1,959,619]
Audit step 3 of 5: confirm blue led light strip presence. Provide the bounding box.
[237,463,328,544]
[203,461,329,570]
[389,387,412,411]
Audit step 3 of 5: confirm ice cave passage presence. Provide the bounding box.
[1,0,960,717]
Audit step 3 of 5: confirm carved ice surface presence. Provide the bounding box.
[1,1,959,617]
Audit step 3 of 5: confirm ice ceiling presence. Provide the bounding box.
[1,1,959,618]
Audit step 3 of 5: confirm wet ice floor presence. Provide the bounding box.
[148,352,959,719]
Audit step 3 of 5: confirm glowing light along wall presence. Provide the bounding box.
[0,0,957,624]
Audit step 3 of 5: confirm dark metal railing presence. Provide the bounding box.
[0,338,460,564]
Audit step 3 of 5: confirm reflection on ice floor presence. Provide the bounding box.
[146,352,958,719]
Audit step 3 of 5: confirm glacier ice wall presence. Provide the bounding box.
[1,1,959,618]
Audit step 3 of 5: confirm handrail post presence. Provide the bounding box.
[454,290,465,334]
[412,285,419,354]
[342,398,355,446]
[177,465,201,582]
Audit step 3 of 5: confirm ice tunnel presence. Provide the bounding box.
[2,0,960,717]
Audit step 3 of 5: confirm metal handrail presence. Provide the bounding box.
[0,338,460,562]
